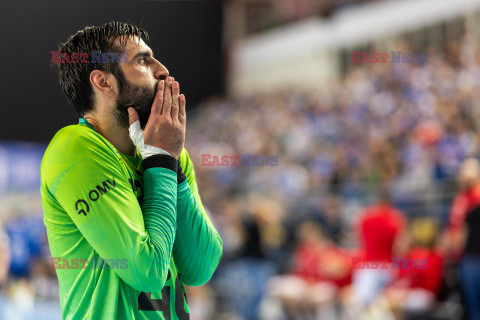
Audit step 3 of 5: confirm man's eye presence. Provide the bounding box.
[139,58,146,64]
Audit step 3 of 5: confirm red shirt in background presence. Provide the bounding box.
[446,184,480,259]
[398,247,444,295]
[356,204,406,261]
[448,184,480,230]
[293,242,352,287]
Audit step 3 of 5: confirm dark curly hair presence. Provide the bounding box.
[54,21,149,116]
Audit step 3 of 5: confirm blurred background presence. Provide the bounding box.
[2,0,480,319]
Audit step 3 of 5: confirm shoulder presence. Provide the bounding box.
[48,124,116,157]
[390,206,405,220]
[41,124,120,183]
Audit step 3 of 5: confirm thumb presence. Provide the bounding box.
[128,107,144,148]
[128,107,139,125]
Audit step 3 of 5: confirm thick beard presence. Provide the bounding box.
[115,76,158,129]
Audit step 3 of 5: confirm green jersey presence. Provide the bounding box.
[40,118,223,320]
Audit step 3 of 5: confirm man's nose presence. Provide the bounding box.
[154,61,169,80]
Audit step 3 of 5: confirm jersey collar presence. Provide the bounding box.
[79,118,96,131]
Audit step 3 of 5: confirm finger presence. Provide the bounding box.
[151,80,165,115]
[179,94,186,123]
[162,77,173,117]
[128,107,139,125]
[171,81,180,120]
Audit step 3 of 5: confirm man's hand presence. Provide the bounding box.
[128,76,186,159]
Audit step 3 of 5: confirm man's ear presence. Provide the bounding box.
[90,70,116,96]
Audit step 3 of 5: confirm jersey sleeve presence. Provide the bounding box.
[41,127,177,293]
[173,149,223,286]
[448,193,469,230]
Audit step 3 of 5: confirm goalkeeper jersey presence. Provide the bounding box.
[40,118,222,320]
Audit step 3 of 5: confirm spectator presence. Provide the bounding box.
[350,187,407,309]
[385,217,444,319]
[263,220,351,320]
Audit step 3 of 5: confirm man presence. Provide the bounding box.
[443,158,480,320]
[41,21,223,320]
[350,187,406,312]
[444,158,480,259]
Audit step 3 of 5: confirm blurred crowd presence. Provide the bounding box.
[184,34,480,320]
[2,29,480,320]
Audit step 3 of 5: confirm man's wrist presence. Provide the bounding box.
[140,145,172,159]
[143,154,178,173]
[129,120,173,159]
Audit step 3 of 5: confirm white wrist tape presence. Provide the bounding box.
[128,120,172,159]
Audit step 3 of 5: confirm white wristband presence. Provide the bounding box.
[128,120,172,159]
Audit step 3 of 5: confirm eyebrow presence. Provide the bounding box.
[131,50,153,61]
